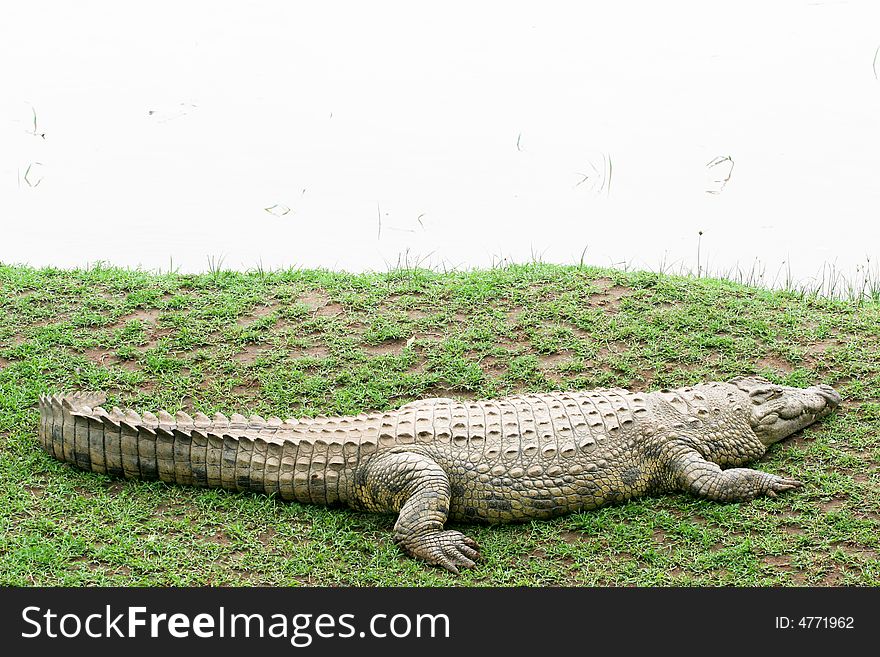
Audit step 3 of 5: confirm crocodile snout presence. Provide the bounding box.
[814,384,841,409]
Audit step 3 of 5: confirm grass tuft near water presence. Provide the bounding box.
[0,262,877,586]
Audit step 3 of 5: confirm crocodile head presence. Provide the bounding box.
[729,376,841,445]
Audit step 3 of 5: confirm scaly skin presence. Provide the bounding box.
[37,376,840,573]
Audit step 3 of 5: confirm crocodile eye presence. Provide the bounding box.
[730,375,773,391]
[749,385,783,404]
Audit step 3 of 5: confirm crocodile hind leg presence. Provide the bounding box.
[353,449,480,573]
[671,449,802,502]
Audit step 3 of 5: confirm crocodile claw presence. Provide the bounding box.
[764,475,803,498]
[403,530,481,574]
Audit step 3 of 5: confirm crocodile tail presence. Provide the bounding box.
[37,394,352,506]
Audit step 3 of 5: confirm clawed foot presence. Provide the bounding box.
[399,530,481,574]
[764,474,803,498]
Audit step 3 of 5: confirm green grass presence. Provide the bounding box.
[1,262,877,586]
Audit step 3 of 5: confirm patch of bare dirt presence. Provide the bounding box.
[237,307,277,327]
[204,531,231,546]
[818,566,844,586]
[539,352,571,370]
[588,278,629,313]
[803,339,842,355]
[173,395,196,415]
[762,556,807,583]
[404,359,428,375]
[265,315,291,331]
[300,291,345,316]
[315,303,344,317]
[605,286,630,301]
[495,336,526,352]
[84,348,139,371]
[595,341,629,360]
[401,332,445,346]
[84,348,113,364]
[0,357,8,369]
[478,355,505,374]
[755,355,794,374]
[295,344,330,359]
[624,379,649,392]
[25,317,55,330]
[148,327,174,345]
[777,430,818,451]
[763,554,791,568]
[117,359,141,372]
[24,485,44,498]
[299,291,331,309]
[151,504,185,520]
[118,309,162,325]
[819,498,847,513]
[74,486,96,499]
[506,309,523,324]
[637,369,657,385]
[567,325,593,339]
[257,527,276,547]
[848,548,879,561]
[234,344,268,364]
[379,293,428,313]
[559,531,585,544]
[363,339,407,355]
[251,303,276,317]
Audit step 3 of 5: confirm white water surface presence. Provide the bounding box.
[1,1,879,288]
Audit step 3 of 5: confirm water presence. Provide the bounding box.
[2,1,879,290]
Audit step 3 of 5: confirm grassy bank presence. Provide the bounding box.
[0,263,877,586]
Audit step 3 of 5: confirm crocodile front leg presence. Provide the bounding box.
[353,449,480,573]
[669,448,803,502]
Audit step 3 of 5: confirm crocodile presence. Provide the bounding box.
[37,376,840,573]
